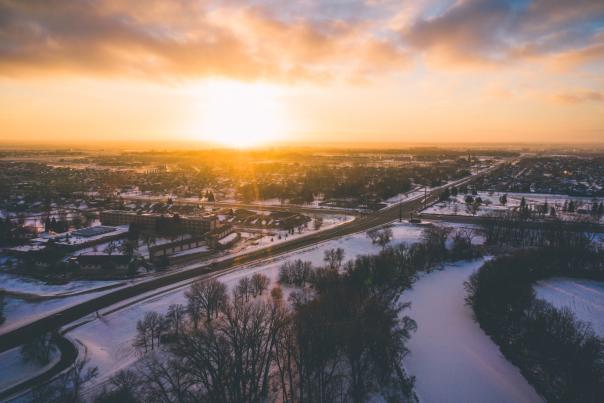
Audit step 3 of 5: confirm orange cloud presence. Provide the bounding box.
[0,0,409,82]
[402,0,604,69]
[554,90,604,104]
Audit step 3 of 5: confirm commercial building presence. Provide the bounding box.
[149,237,209,260]
[100,210,217,235]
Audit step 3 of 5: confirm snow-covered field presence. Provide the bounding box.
[68,221,431,392]
[423,191,604,222]
[534,277,604,338]
[403,259,543,403]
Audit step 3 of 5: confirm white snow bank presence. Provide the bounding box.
[534,277,604,338]
[0,272,119,297]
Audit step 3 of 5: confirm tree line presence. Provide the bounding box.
[465,246,604,403]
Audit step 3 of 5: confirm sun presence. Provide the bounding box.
[197,80,287,148]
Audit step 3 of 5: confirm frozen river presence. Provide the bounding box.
[402,259,543,403]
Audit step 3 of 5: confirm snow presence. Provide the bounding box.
[171,245,210,257]
[0,288,118,335]
[0,272,121,298]
[67,221,429,392]
[422,191,604,223]
[383,187,427,207]
[0,346,59,394]
[402,259,543,403]
[0,214,353,338]
[217,232,239,245]
[534,277,604,338]
[68,220,492,397]
[36,225,129,247]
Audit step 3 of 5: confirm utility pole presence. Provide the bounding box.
[399,193,402,222]
[424,186,427,210]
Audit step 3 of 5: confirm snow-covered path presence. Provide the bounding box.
[402,260,543,403]
[534,277,604,338]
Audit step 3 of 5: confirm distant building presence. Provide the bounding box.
[149,236,209,260]
[100,210,217,235]
[206,224,236,249]
[6,225,128,255]
[77,254,131,271]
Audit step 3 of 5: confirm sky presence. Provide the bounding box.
[0,0,603,146]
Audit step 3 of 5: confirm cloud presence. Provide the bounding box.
[0,0,602,82]
[554,89,604,104]
[0,0,409,82]
[402,0,604,68]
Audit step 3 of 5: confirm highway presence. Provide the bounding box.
[0,161,506,399]
[119,195,363,216]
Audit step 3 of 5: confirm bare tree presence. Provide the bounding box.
[133,311,164,353]
[236,276,253,302]
[323,248,345,270]
[165,303,186,337]
[376,228,394,250]
[366,228,379,243]
[135,355,194,403]
[21,331,55,365]
[173,298,287,402]
[422,225,451,261]
[186,279,228,325]
[251,273,270,297]
[95,370,141,403]
[279,260,314,287]
[31,354,98,403]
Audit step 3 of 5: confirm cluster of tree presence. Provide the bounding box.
[0,217,33,245]
[236,163,471,205]
[202,190,215,202]
[44,217,69,233]
[366,227,394,249]
[590,200,604,218]
[95,246,425,403]
[133,274,272,354]
[235,273,270,302]
[482,212,598,250]
[278,249,347,288]
[21,332,57,366]
[30,354,98,403]
[279,259,315,287]
[463,195,482,216]
[465,247,604,403]
[437,187,488,216]
[449,228,482,260]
